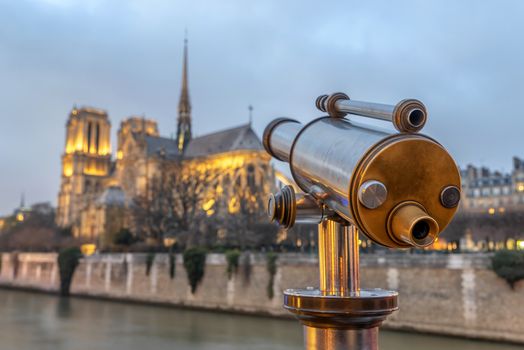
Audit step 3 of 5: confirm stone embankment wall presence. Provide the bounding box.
[0,252,522,343]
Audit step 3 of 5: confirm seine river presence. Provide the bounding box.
[0,289,520,350]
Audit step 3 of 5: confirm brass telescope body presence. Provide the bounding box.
[264,116,460,248]
[264,92,461,350]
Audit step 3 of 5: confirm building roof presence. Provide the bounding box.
[140,123,263,160]
[144,135,181,160]
[184,123,263,158]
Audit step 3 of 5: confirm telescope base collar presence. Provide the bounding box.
[284,288,398,329]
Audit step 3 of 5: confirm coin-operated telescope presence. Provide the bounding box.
[264,92,460,350]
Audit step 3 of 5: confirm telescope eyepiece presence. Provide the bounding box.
[412,220,430,240]
[407,109,425,129]
[388,202,439,248]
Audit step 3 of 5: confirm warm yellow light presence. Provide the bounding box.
[63,165,73,177]
[65,142,75,154]
[16,213,24,222]
[517,240,524,250]
[499,207,505,213]
[84,165,107,176]
[488,207,495,215]
[518,184,524,192]
[228,197,239,214]
[75,139,84,152]
[192,153,251,172]
[117,150,123,160]
[163,237,177,248]
[98,146,110,156]
[202,199,215,212]
[178,134,184,151]
[429,237,447,251]
[147,126,156,135]
[80,244,96,256]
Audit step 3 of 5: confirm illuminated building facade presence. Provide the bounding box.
[56,106,112,234]
[460,157,524,213]
[56,39,273,244]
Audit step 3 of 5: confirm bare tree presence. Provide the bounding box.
[131,158,218,248]
[131,160,177,247]
[0,203,81,252]
[220,170,277,249]
[171,164,218,247]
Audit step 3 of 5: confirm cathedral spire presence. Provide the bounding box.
[176,31,192,152]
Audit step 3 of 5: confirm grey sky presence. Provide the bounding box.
[1,0,523,215]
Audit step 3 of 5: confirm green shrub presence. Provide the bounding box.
[492,250,524,289]
[169,253,176,279]
[266,252,278,299]
[57,247,82,296]
[183,247,207,294]
[145,252,155,276]
[225,250,241,280]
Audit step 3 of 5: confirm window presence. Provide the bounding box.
[95,123,100,153]
[87,122,92,152]
[247,164,255,191]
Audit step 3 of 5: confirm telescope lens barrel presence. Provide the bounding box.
[264,109,460,249]
[262,118,301,162]
[408,109,425,129]
[316,93,428,133]
[388,202,439,247]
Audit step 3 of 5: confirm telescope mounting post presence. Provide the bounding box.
[265,92,461,350]
[285,215,396,350]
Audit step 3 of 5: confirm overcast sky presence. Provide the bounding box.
[1,0,523,214]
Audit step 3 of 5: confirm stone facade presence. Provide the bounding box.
[55,40,273,245]
[0,252,522,344]
[461,157,524,213]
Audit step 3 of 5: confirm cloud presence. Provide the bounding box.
[0,0,523,213]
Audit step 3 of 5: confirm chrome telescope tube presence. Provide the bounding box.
[266,93,461,350]
[316,92,427,133]
[263,116,461,248]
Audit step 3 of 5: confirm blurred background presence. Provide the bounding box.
[0,1,523,349]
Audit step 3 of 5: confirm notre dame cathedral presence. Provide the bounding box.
[55,39,274,247]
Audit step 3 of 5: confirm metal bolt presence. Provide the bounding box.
[440,186,460,208]
[358,180,388,209]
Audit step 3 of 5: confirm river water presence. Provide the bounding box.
[0,289,520,350]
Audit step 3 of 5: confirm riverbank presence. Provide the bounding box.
[2,288,522,350]
[0,252,522,344]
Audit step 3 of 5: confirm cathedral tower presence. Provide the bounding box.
[176,36,192,152]
[56,106,111,233]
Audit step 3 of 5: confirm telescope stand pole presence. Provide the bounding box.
[303,220,378,350]
[283,217,396,350]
